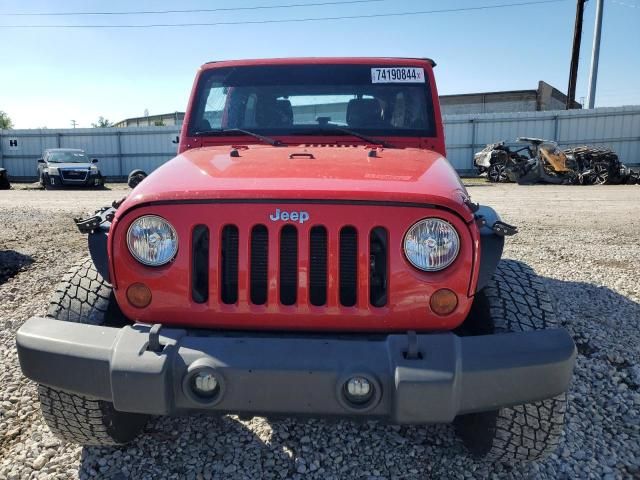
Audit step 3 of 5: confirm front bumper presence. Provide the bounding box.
[16,317,575,423]
[48,172,104,187]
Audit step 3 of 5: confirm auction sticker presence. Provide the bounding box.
[371,67,424,83]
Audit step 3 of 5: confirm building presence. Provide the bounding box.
[112,112,184,128]
[439,81,581,115]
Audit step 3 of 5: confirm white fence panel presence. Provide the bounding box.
[1,106,639,179]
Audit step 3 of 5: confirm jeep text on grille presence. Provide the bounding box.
[269,208,309,223]
[16,58,575,465]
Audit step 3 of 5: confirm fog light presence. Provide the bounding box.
[430,288,458,316]
[126,283,152,308]
[191,372,219,398]
[345,376,373,404]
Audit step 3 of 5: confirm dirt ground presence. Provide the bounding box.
[1,182,639,479]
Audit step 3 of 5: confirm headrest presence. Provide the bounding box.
[256,98,293,127]
[346,99,383,128]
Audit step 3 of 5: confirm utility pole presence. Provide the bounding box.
[566,0,586,109]
[587,0,604,109]
[70,119,77,128]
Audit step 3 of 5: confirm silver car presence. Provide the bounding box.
[38,148,105,189]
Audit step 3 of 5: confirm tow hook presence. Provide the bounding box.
[147,323,164,353]
[403,330,422,360]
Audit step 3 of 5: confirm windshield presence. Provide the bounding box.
[190,64,436,138]
[47,151,88,163]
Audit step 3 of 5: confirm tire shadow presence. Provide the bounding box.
[0,250,34,285]
[78,415,472,480]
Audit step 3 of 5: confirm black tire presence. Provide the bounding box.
[454,260,567,463]
[38,258,148,446]
[42,173,54,190]
[127,169,147,189]
[487,162,508,183]
[0,169,10,190]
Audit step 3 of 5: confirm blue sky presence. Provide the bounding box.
[1,0,638,129]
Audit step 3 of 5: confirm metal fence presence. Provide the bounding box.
[444,105,640,171]
[1,105,639,180]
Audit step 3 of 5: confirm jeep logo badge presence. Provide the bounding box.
[269,208,309,224]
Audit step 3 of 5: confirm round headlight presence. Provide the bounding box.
[404,218,460,271]
[127,215,178,266]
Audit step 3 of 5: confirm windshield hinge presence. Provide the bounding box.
[74,206,115,234]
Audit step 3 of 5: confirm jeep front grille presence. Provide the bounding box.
[191,223,388,308]
[220,225,239,305]
[339,227,358,307]
[309,226,327,307]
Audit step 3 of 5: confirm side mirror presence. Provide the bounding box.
[37,158,45,163]
[91,158,99,164]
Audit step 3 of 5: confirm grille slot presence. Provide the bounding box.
[309,226,327,306]
[250,225,269,305]
[191,225,209,303]
[339,226,358,307]
[369,227,388,307]
[279,225,298,305]
[220,225,239,304]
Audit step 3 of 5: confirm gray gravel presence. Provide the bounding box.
[1,183,639,479]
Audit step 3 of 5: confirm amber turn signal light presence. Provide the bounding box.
[127,283,152,308]
[430,288,458,316]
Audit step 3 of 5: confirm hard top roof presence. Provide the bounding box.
[202,57,436,69]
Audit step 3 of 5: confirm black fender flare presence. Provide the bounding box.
[88,225,111,283]
[475,205,505,293]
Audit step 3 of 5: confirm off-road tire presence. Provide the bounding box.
[38,257,148,446]
[454,260,567,463]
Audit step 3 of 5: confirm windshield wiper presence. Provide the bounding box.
[194,128,284,146]
[315,126,395,148]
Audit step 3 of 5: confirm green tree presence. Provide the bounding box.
[0,111,13,129]
[91,116,112,128]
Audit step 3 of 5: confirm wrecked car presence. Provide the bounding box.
[475,138,638,185]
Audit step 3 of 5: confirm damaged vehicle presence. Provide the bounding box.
[37,148,105,189]
[0,167,10,190]
[16,58,576,464]
[474,138,638,185]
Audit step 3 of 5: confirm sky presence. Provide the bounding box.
[0,0,638,129]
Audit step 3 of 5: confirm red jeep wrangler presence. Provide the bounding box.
[17,58,575,463]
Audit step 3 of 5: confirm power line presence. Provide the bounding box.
[0,0,570,28]
[0,0,384,17]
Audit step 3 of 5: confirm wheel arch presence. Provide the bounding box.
[474,205,505,293]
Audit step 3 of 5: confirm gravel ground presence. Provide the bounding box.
[1,182,639,479]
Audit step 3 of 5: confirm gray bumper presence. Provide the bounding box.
[49,173,103,187]
[16,317,575,423]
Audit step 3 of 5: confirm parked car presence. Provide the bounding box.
[0,168,10,189]
[37,148,104,189]
[17,58,576,464]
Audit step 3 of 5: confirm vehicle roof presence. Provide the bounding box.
[201,57,436,70]
[45,148,85,152]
